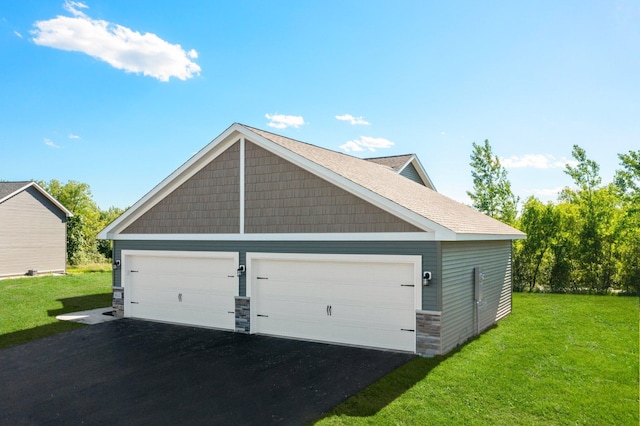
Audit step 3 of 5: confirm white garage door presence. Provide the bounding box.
[122,250,238,330]
[248,253,421,352]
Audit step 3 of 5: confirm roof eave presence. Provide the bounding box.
[0,182,73,217]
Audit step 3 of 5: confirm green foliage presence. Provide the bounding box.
[512,146,638,294]
[467,140,519,225]
[37,179,124,266]
[614,150,640,294]
[512,197,558,291]
[96,206,125,259]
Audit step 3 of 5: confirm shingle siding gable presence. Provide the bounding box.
[123,142,241,234]
[244,142,422,233]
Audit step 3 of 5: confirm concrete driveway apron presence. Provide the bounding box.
[0,319,414,425]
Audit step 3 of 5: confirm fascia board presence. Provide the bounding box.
[103,232,437,241]
[453,232,527,241]
[99,123,246,239]
[1,182,73,217]
[242,129,457,239]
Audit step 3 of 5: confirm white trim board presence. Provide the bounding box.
[106,232,522,242]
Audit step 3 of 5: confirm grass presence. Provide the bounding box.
[66,262,113,274]
[316,293,639,425]
[0,270,112,349]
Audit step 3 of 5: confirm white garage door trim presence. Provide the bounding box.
[121,250,239,330]
[247,252,422,352]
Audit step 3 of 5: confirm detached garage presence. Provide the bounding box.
[99,123,524,356]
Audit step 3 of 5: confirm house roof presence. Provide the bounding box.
[365,154,414,171]
[100,123,524,241]
[242,125,523,238]
[365,154,436,190]
[0,181,73,217]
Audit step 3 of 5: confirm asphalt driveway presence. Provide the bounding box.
[0,319,414,425]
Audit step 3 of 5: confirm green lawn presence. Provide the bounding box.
[0,272,112,349]
[317,294,639,426]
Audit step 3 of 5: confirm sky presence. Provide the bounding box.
[1,0,638,210]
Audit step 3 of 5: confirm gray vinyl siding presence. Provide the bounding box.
[0,187,67,277]
[244,142,421,233]
[113,240,439,310]
[439,240,512,354]
[123,142,240,234]
[399,163,425,186]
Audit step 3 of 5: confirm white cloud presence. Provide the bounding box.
[68,133,80,139]
[44,138,60,148]
[14,31,23,38]
[339,141,365,152]
[335,114,370,125]
[339,136,394,152]
[265,114,305,129]
[31,1,201,82]
[501,154,578,169]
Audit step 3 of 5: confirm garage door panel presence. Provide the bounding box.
[250,254,420,352]
[357,287,415,307]
[124,251,238,331]
[258,298,327,319]
[257,317,332,342]
[256,280,329,300]
[371,307,415,328]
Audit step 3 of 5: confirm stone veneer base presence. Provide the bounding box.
[235,297,250,333]
[416,310,441,356]
[112,287,124,318]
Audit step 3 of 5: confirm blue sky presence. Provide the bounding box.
[2,0,638,209]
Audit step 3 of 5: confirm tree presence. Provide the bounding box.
[38,179,121,266]
[613,150,640,294]
[560,146,621,293]
[513,197,559,292]
[467,140,519,225]
[97,206,126,259]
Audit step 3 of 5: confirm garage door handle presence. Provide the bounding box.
[227,311,234,314]
[257,314,269,317]
[131,301,139,304]
[401,328,415,332]
[257,277,269,280]
[401,284,414,287]
[130,270,139,273]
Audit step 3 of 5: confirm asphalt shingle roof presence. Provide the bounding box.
[0,181,31,202]
[242,125,524,237]
[364,155,414,171]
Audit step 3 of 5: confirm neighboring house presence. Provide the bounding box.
[0,181,72,278]
[99,123,525,356]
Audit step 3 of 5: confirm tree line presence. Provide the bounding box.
[37,180,124,266]
[468,142,639,295]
